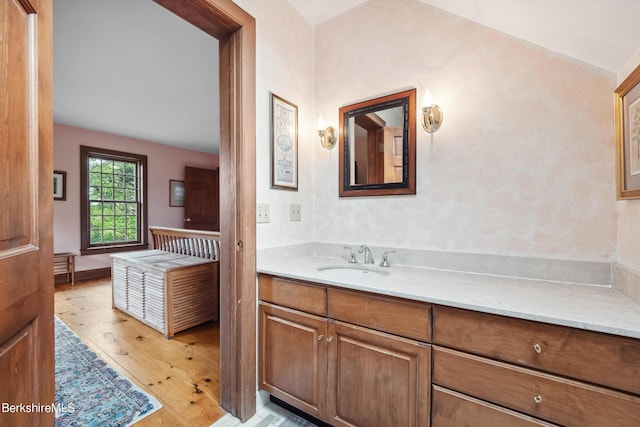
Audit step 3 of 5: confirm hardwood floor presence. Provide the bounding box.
[54,278,226,427]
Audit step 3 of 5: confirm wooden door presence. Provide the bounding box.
[384,126,403,183]
[0,0,54,425]
[327,321,431,427]
[184,166,219,230]
[258,303,327,420]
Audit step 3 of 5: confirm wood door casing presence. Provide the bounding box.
[184,166,219,231]
[0,0,54,425]
[152,0,256,420]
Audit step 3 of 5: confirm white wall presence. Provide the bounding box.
[617,48,640,273]
[312,0,617,262]
[238,0,621,265]
[233,0,316,250]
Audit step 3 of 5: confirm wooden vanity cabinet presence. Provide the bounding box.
[259,274,640,426]
[258,275,432,426]
[433,305,640,395]
[432,385,556,427]
[327,320,431,427]
[259,302,328,419]
[432,305,640,427]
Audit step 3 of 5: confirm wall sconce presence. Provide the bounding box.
[421,89,443,133]
[317,116,337,150]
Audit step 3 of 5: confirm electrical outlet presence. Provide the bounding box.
[289,203,302,221]
[257,203,270,223]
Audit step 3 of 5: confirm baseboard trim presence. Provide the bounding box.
[55,267,111,285]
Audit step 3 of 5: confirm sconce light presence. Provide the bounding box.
[317,116,337,150]
[421,89,443,133]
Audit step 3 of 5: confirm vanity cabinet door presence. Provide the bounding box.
[259,302,328,420]
[326,320,431,427]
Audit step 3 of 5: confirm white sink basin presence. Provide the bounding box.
[316,264,390,277]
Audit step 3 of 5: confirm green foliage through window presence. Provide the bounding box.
[88,156,140,245]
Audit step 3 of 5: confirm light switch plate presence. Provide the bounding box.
[289,203,302,221]
[257,203,270,223]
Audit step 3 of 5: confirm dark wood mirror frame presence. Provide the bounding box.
[339,88,416,197]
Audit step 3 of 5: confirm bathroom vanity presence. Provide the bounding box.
[257,254,640,426]
[259,275,431,426]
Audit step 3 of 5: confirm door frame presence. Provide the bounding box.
[153,0,256,421]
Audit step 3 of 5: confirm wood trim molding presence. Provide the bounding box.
[55,268,111,284]
[153,0,256,421]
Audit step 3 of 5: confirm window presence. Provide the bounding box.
[80,146,148,255]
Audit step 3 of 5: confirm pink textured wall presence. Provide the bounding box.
[53,123,219,271]
[312,0,617,262]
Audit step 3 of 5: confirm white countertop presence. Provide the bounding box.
[258,256,640,339]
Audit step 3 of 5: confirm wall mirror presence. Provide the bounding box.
[339,88,416,197]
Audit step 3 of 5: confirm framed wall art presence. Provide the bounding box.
[169,180,185,207]
[53,170,66,201]
[270,92,298,190]
[615,63,640,199]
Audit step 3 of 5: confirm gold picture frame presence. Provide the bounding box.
[615,63,640,199]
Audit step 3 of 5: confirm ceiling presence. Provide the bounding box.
[53,0,220,154]
[289,0,640,74]
[54,0,640,154]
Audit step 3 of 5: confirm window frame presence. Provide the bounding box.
[80,145,149,255]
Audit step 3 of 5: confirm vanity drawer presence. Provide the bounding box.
[433,305,640,395]
[433,346,640,427]
[432,385,557,427]
[327,288,431,342]
[259,275,326,316]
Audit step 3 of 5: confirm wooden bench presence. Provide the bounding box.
[111,227,221,338]
[54,252,76,285]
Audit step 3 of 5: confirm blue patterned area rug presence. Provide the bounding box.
[54,315,162,426]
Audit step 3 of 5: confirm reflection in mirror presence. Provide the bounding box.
[339,89,416,197]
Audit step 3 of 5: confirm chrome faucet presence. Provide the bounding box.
[343,246,358,263]
[380,250,396,267]
[359,245,375,264]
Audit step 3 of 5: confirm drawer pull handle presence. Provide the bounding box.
[533,343,542,354]
[326,337,333,343]
[533,394,543,404]
[318,335,324,341]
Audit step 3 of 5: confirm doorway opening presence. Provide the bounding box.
[53,0,256,422]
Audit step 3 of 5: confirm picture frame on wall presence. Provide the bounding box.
[615,63,640,199]
[270,92,298,191]
[169,180,185,207]
[53,170,66,201]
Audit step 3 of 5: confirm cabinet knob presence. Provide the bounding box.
[533,343,542,354]
[318,335,324,341]
[326,337,333,343]
[533,394,543,404]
